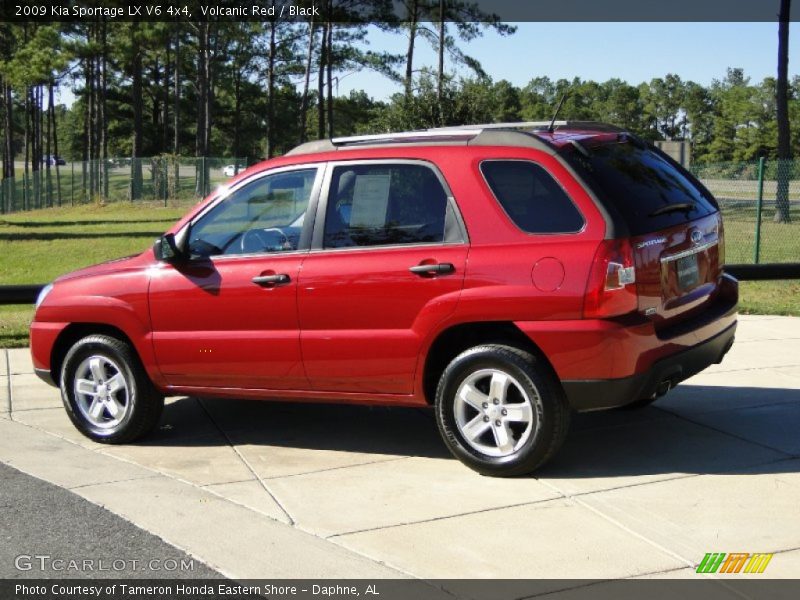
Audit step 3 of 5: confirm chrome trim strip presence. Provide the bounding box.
[660,240,718,263]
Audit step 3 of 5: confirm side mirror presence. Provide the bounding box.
[153,233,184,263]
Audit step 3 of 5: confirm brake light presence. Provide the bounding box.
[717,218,725,266]
[583,238,638,318]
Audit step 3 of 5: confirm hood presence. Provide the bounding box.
[54,251,152,283]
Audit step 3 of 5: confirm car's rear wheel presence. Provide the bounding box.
[435,344,570,477]
[60,334,164,443]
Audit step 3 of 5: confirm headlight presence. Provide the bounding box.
[35,283,54,310]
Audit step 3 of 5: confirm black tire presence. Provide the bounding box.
[60,334,164,444]
[435,344,570,477]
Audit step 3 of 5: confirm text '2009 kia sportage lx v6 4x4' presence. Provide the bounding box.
[30,121,738,476]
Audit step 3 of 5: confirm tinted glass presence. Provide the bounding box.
[324,164,452,248]
[562,141,717,235]
[480,161,584,234]
[189,169,316,257]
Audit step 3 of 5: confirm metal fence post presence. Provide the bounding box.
[164,158,168,207]
[70,161,74,206]
[754,156,765,264]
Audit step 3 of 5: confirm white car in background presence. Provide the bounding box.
[223,164,245,177]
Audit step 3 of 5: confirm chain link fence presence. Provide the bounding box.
[691,158,799,264]
[1,155,798,266]
[0,156,247,213]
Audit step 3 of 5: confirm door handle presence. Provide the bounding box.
[409,263,455,276]
[252,273,291,286]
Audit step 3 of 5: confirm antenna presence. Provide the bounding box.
[548,93,569,133]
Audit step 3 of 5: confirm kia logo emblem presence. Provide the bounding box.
[691,230,703,245]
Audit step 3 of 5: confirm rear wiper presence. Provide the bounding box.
[649,202,696,217]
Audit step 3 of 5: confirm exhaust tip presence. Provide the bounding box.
[655,379,673,397]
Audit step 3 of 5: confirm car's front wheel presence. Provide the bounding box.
[60,334,164,443]
[435,344,570,477]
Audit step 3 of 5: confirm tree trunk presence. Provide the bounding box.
[24,86,29,209]
[33,85,41,207]
[152,56,161,144]
[404,0,419,98]
[326,21,333,138]
[317,20,327,140]
[437,1,446,125]
[266,20,276,158]
[131,24,143,201]
[45,82,52,206]
[49,81,62,206]
[164,36,170,155]
[233,68,241,162]
[206,25,214,192]
[299,19,316,143]
[173,30,180,191]
[91,36,100,198]
[775,0,792,223]
[81,60,88,203]
[1,77,13,212]
[2,79,13,180]
[39,85,45,205]
[195,23,211,196]
[87,49,96,199]
[100,20,108,199]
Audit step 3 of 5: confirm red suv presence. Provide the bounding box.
[30,122,737,476]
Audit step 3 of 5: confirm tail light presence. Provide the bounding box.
[583,238,638,318]
[717,218,725,266]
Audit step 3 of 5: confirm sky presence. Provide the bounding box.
[335,21,798,99]
[54,21,799,107]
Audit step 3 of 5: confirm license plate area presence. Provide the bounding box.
[676,253,700,290]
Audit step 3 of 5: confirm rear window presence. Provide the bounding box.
[480,161,584,234]
[562,141,717,235]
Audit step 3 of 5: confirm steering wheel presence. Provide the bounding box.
[240,228,288,253]
[189,238,223,258]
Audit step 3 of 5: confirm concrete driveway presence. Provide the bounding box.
[1,314,799,583]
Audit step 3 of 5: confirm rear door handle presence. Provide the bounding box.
[409,263,455,276]
[252,274,291,286]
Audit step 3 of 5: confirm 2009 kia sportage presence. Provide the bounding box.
[30,121,738,476]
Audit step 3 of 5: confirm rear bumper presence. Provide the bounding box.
[562,320,736,411]
[517,273,738,411]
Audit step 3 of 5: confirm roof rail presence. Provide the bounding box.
[332,130,482,146]
[428,121,566,132]
[286,129,483,155]
[284,120,624,156]
[285,139,337,155]
[550,121,626,132]
[428,120,625,133]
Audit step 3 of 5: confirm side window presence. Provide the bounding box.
[323,163,456,249]
[480,161,584,234]
[188,168,317,257]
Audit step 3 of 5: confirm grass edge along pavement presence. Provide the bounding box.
[1,202,799,349]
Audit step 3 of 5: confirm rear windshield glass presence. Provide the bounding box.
[562,141,717,235]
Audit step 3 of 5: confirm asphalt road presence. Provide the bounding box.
[0,463,222,579]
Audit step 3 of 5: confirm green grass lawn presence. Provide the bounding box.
[720,205,800,264]
[0,202,798,349]
[1,202,186,348]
